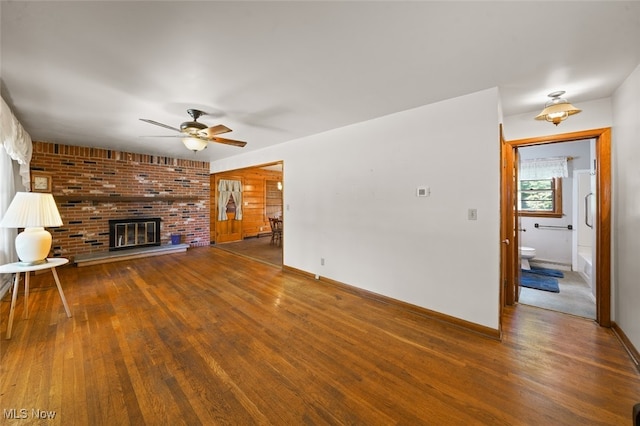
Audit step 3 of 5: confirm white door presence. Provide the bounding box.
[572,169,596,292]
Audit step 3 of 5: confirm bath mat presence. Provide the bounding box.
[520,271,560,293]
[525,266,564,278]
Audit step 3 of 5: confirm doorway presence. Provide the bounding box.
[501,128,611,327]
[516,141,595,318]
[210,162,284,265]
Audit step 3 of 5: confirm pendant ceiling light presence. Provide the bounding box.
[534,91,582,126]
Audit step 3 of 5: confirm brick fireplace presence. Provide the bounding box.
[30,142,211,260]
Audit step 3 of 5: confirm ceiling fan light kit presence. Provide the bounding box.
[535,91,582,126]
[182,137,209,152]
[140,108,248,152]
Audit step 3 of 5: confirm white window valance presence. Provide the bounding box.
[217,179,243,221]
[1,96,33,274]
[1,96,32,188]
[520,157,568,180]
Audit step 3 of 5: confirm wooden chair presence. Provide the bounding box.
[269,218,282,247]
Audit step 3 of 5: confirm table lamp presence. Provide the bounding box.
[0,192,63,265]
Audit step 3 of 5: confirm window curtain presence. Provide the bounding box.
[519,157,568,180]
[1,97,33,293]
[217,179,243,221]
[1,97,31,187]
[0,145,18,269]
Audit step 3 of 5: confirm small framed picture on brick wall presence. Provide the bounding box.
[31,171,52,193]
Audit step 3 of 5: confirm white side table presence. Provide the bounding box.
[0,258,72,339]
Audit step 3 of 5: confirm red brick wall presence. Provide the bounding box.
[30,142,210,260]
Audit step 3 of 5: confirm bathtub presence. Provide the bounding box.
[577,246,593,288]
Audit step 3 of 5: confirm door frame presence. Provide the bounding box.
[210,162,284,245]
[501,127,611,327]
[500,126,520,315]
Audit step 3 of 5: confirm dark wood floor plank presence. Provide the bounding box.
[1,246,639,425]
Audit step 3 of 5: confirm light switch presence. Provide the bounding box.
[468,208,478,220]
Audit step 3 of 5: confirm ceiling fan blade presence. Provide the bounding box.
[210,136,247,147]
[139,119,181,132]
[199,124,232,138]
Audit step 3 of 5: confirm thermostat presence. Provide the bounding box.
[416,187,430,197]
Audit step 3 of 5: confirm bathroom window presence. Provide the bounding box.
[518,178,563,218]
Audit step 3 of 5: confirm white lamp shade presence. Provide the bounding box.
[182,137,208,152]
[0,192,63,228]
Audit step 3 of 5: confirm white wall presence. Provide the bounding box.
[212,88,502,330]
[612,64,640,352]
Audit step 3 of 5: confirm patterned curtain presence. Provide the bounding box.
[217,179,243,221]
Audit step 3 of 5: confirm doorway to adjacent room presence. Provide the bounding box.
[500,128,611,327]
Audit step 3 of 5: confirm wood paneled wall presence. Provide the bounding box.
[211,166,283,243]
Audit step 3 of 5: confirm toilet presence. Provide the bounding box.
[520,246,536,270]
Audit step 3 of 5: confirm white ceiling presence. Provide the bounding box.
[2,1,639,162]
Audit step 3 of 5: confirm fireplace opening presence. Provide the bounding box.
[108,218,161,251]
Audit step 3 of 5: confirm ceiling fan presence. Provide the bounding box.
[140,109,247,152]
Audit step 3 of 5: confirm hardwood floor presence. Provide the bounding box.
[214,236,283,266]
[518,269,596,319]
[1,247,638,425]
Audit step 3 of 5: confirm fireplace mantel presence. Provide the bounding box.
[55,195,199,204]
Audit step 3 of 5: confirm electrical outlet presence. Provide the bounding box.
[321,258,325,266]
